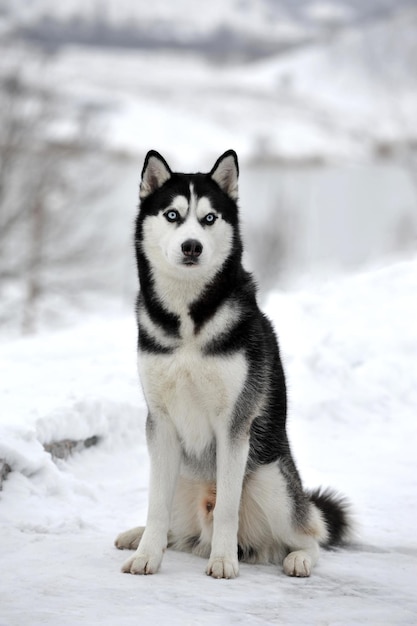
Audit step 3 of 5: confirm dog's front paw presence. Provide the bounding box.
[206,556,239,579]
[283,551,312,577]
[121,550,163,575]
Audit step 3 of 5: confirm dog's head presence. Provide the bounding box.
[136,150,240,283]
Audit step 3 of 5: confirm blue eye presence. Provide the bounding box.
[203,213,217,225]
[165,210,179,222]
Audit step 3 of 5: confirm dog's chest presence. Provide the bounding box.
[139,338,247,456]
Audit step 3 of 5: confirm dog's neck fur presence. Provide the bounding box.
[137,245,244,338]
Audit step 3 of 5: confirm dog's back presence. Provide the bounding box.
[115,150,352,578]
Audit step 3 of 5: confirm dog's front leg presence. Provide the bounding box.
[206,432,249,579]
[122,413,180,575]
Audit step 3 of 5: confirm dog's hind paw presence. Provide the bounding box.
[206,556,239,579]
[121,550,163,575]
[283,551,312,577]
[114,526,144,550]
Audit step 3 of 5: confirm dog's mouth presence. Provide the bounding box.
[182,257,200,266]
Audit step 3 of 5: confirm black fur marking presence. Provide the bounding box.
[138,328,174,355]
[181,441,217,482]
[192,174,239,226]
[136,284,180,339]
[140,174,192,217]
[189,257,250,336]
[238,544,256,562]
[170,535,201,551]
[308,488,351,546]
[279,457,311,527]
[223,309,291,467]
[203,315,252,355]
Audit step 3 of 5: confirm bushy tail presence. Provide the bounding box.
[308,487,353,546]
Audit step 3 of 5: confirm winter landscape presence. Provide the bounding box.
[1,257,417,624]
[1,1,417,624]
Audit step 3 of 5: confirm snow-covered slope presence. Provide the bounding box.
[1,256,416,624]
[4,2,417,166]
[3,0,412,44]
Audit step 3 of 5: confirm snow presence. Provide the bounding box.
[13,2,416,170]
[6,0,302,43]
[1,256,417,624]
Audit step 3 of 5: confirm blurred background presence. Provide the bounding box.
[1,0,416,335]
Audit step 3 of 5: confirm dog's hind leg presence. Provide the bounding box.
[115,477,208,555]
[115,527,183,552]
[282,501,326,577]
[115,526,145,551]
[283,541,320,577]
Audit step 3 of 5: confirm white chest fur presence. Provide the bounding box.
[139,336,247,457]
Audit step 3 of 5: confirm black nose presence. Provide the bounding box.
[181,239,203,258]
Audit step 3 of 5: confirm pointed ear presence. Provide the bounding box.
[210,150,239,199]
[140,150,172,199]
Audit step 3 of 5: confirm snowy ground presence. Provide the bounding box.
[1,256,417,625]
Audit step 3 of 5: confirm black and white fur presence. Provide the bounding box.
[115,150,352,579]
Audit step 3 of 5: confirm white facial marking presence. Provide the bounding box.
[189,182,197,214]
[170,195,189,219]
[196,196,216,221]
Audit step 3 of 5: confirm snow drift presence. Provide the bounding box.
[0,256,416,624]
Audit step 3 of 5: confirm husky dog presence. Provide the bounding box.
[115,150,351,579]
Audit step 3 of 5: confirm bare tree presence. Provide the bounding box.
[0,41,116,334]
